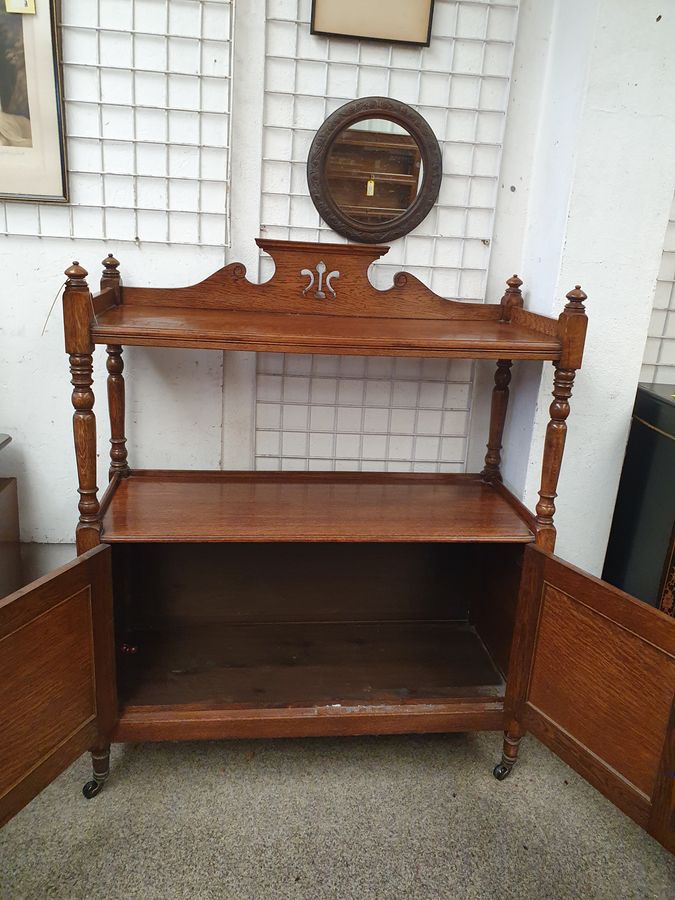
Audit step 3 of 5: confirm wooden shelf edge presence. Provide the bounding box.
[90,327,561,360]
[113,698,505,742]
[93,339,560,360]
[104,534,535,544]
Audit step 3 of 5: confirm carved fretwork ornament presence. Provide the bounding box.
[300,260,340,300]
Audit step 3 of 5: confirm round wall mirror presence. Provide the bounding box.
[307,97,442,244]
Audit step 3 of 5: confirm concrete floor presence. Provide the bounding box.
[1,733,672,899]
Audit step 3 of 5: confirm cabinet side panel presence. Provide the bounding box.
[468,545,524,677]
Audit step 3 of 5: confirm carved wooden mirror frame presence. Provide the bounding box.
[307,97,443,244]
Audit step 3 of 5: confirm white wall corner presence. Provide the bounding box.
[517,0,675,572]
[467,0,557,472]
[495,0,600,498]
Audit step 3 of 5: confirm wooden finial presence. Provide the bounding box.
[565,284,587,314]
[64,261,88,289]
[500,274,524,322]
[102,253,120,276]
[101,252,121,293]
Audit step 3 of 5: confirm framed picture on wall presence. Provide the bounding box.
[0,0,68,202]
[311,0,435,47]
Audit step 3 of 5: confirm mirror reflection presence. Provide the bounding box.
[326,119,423,225]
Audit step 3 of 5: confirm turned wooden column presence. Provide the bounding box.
[481,359,513,483]
[101,253,129,479]
[106,346,129,479]
[481,276,523,483]
[535,286,588,552]
[63,262,100,553]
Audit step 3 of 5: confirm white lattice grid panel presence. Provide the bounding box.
[641,192,675,385]
[257,353,473,472]
[256,0,518,472]
[0,0,233,247]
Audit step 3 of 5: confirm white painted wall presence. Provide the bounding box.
[498,0,675,573]
[0,239,227,542]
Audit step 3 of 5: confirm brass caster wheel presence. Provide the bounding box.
[493,762,511,781]
[82,779,105,799]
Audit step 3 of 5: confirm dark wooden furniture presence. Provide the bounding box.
[603,383,675,616]
[307,98,442,243]
[1,240,673,852]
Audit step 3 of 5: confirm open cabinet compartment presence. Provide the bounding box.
[111,542,524,740]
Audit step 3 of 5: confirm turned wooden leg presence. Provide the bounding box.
[83,745,111,799]
[481,359,512,483]
[70,350,101,553]
[493,727,524,780]
[535,364,577,552]
[106,344,130,479]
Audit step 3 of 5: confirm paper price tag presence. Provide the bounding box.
[5,0,37,13]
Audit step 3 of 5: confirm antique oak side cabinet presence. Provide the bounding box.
[1,240,673,851]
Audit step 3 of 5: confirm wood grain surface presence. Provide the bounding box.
[120,239,490,320]
[114,618,505,742]
[118,621,505,708]
[508,545,675,851]
[101,471,536,543]
[113,698,505,742]
[0,546,116,827]
[90,305,562,358]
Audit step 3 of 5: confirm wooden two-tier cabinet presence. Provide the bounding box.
[1,240,673,850]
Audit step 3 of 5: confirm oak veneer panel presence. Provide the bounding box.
[118,621,505,709]
[90,306,562,359]
[529,584,675,800]
[101,472,536,543]
[0,588,96,800]
[0,546,116,827]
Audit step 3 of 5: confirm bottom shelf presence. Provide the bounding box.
[114,621,505,741]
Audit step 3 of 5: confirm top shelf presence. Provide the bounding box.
[91,305,561,359]
[74,239,573,362]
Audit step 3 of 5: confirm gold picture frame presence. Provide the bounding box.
[311,0,435,48]
[0,0,68,202]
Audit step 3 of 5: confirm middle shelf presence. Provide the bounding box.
[101,471,536,543]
